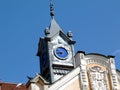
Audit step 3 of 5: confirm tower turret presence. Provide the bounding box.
[37,0,76,83]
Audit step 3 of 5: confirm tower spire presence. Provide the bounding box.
[50,0,54,18]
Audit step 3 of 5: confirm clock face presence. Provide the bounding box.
[55,47,68,59]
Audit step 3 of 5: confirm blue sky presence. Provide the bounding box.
[0,0,120,84]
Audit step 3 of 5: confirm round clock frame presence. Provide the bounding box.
[54,47,68,60]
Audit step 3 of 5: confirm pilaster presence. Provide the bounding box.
[108,56,119,90]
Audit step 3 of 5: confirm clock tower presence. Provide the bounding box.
[37,0,76,83]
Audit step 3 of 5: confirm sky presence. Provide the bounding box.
[0,0,120,84]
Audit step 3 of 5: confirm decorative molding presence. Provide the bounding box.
[88,66,109,90]
[53,68,71,75]
[49,67,80,90]
[86,59,109,68]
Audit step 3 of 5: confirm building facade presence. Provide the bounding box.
[26,52,120,90]
[26,1,120,90]
[1,1,120,90]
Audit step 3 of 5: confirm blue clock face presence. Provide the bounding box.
[55,47,68,59]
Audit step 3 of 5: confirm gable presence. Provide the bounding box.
[51,35,68,45]
[75,52,120,90]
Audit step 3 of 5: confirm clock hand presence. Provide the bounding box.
[57,51,63,54]
[59,51,63,54]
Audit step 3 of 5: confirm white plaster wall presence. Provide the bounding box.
[57,75,80,90]
[30,83,43,90]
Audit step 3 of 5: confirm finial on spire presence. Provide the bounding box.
[50,0,54,18]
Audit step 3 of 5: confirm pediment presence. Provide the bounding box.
[27,74,49,86]
[46,31,75,45]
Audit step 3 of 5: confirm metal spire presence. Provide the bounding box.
[50,0,54,18]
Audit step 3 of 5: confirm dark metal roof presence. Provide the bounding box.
[47,18,62,38]
[86,53,108,58]
[76,51,115,59]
